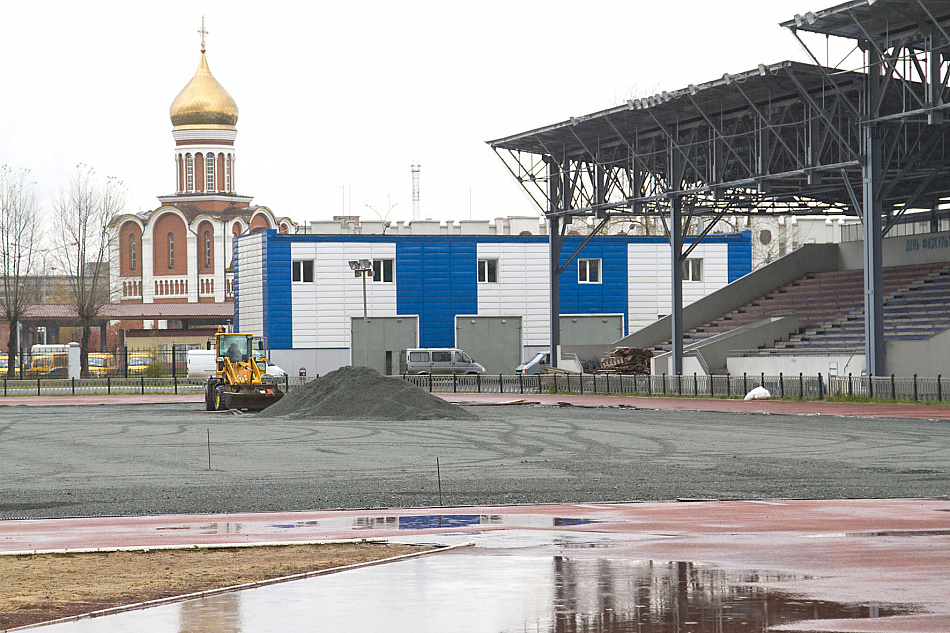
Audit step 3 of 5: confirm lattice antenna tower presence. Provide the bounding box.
[411,164,420,221]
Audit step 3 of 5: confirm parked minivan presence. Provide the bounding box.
[403,348,485,375]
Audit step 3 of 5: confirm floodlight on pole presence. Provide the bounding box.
[347,259,373,367]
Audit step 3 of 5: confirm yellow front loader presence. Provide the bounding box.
[205,332,284,412]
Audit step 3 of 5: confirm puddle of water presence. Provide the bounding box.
[547,558,910,632]
[257,513,599,533]
[165,514,600,538]
[32,555,913,632]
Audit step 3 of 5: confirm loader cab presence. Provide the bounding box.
[217,334,249,368]
[252,337,268,372]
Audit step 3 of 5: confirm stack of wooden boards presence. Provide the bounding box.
[595,347,652,374]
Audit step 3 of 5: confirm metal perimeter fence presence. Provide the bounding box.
[382,372,950,403]
[0,376,210,397]
[1,371,946,402]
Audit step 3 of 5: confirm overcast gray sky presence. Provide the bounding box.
[0,1,850,226]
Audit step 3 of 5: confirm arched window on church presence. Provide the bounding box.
[129,234,136,271]
[168,232,175,269]
[206,152,215,192]
[204,231,211,268]
[185,154,194,192]
[225,154,232,192]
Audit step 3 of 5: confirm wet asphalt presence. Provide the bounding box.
[1,402,949,519]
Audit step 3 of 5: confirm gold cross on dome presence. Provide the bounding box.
[198,16,208,53]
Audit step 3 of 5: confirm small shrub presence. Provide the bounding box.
[144,361,168,378]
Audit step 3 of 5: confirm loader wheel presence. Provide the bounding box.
[214,385,228,411]
[205,381,216,411]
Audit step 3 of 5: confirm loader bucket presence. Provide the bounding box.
[224,385,284,412]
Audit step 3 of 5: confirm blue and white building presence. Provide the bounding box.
[234,227,751,375]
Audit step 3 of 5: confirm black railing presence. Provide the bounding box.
[0,371,945,403]
[0,376,208,397]
[8,346,203,380]
[382,372,950,403]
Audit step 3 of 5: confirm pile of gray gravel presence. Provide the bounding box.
[259,366,477,421]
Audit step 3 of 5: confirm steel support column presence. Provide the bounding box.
[670,196,684,375]
[549,215,560,368]
[863,46,885,376]
[547,157,563,369]
[862,126,885,376]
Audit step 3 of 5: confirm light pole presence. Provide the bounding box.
[347,259,373,368]
[364,195,396,234]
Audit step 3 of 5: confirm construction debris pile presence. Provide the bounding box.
[258,366,477,421]
[596,347,653,375]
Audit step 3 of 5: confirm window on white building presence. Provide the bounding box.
[578,258,600,283]
[682,258,703,281]
[206,152,215,192]
[292,259,314,283]
[477,259,498,283]
[372,259,394,283]
[129,234,136,271]
[204,231,212,268]
[225,154,232,192]
[185,154,194,192]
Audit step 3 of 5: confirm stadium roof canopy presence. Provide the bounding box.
[489,59,948,220]
[781,0,950,44]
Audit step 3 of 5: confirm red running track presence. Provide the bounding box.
[2,391,950,420]
[2,498,950,632]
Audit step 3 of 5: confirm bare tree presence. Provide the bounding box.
[52,165,125,376]
[0,166,42,377]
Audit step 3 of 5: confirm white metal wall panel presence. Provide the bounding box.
[237,232,265,335]
[290,242,397,349]
[476,243,550,347]
[627,243,730,330]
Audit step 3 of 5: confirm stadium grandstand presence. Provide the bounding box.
[489,0,950,378]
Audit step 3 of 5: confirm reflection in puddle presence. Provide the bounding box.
[179,593,241,633]
[267,514,600,532]
[178,514,601,537]
[550,558,911,632]
[33,555,914,632]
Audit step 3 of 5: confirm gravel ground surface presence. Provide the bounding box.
[1,402,949,519]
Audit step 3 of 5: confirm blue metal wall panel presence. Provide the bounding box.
[727,231,753,283]
[396,238,477,347]
[264,232,293,348]
[558,238,630,334]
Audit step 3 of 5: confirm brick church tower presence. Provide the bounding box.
[110,31,295,307]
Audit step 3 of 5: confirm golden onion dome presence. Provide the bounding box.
[169,52,238,129]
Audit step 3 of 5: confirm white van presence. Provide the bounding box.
[515,351,551,375]
[31,344,69,356]
[187,349,216,378]
[403,348,486,375]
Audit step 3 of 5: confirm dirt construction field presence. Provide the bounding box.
[2,401,950,520]
[2,399,950,628]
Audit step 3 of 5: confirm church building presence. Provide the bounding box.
[109,38,296,308]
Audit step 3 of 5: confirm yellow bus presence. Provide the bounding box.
[25,353,68,378]
[88,353,116,377]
